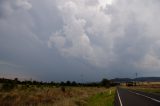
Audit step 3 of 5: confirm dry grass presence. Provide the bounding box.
[122,82,160,95]
[0,85,108,106]
[132,81,160,88]
[126,86,160,95]
[121,81,160,88]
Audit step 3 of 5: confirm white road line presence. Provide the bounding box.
[129,90,160,103]
[117,89,123,106]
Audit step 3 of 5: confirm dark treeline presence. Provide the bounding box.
[0,77,119,91]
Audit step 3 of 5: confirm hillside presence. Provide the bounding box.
[111,77,160,82]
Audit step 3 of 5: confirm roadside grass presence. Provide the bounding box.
[86,87,115,106]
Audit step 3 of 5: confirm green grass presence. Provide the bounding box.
[86,88,115,106]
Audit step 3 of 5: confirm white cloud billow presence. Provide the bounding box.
[48,0,160,70]
[48,0,115,67]
[16,0,32,10]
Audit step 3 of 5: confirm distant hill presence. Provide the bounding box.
[111,77,160,82]
[111,78,132,82]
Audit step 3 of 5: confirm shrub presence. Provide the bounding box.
[101,79,111,88]
[1,82,17,91]
[61,86,66,93]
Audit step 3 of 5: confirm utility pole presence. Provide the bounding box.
[80,74,83,83]
[136,73,138,78]
[135,73,138,86]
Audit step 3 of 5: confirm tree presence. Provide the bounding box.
[71,81,77,86]
[101,78,110,87]
[66,81,71,86]
[1,80,17,91]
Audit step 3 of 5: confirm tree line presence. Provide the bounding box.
[0,77,119,91]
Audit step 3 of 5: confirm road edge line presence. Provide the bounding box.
[129,90,160,103]
[117,89,123,106]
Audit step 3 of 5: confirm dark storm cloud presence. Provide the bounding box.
[0,0,160,81]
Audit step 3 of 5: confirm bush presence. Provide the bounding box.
[1,82,17,91]
[61,86,66,93]
[101,79,111,88]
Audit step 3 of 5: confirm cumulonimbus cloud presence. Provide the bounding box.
[1,0,160,80]
[48,0,160,70]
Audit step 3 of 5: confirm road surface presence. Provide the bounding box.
[115,87,160,106]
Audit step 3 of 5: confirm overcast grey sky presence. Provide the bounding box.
[0,0,160,82]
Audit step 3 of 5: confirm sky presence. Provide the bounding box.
[0,0,160,82]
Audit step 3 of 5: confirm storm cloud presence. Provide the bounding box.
[0,0,160,81]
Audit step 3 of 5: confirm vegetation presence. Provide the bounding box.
[0,85,116,106]
[128,87,160,95]
[122,81,160,95]
[86,88,115,106]
[0,77,117,106]
[0,78,118,88]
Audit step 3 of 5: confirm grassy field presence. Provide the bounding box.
[123,82,160,95]
[127,87,160,95]
[0,85,116,106]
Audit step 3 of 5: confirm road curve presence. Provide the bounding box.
[115,87,160,106]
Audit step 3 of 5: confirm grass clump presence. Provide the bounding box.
[86,88,115,106]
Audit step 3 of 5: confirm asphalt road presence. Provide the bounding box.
[115,87,160,106]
